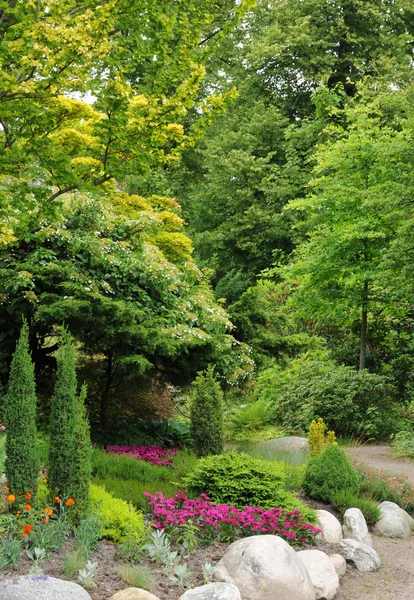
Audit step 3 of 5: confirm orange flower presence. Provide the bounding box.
[7,494,15,502]
[54,496,61,504]
[24,504,31,512]
[41,517,48,525]
[25,492,32,501]
[44,507,53,516]
[22,524,32,537]
[43,478,47,483]
[3,485,9,491]
[65,498,75,507]
[16,511,21,516]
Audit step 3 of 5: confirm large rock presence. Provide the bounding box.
[1,576,92,600]
[329,554,347,577]
[255,436,309,454]
[213,535,315,600]
[401,508,414,532]
[297,549,340,600]
[180,583,241,600]
[340,538,381,572]
[316,510,343,543]
[342,508,372,547]
[373,501,410,539]
[110,590,160,600]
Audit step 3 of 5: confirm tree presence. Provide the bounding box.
[283,101,414,369]
[5,322,39,499]
[190,366,224,457]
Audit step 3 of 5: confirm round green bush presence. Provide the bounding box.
[183,451,309,513]
[302,444,360,503]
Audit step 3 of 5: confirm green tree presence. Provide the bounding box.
[5,322,39,498]
[190,366,224,457]
[70,383,92,522]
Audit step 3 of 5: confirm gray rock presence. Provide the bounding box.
[401,508,414,532]
[373,501,410,539]
[340,538,381,572]
[342,508,372,547]
[255,436,309,454]
[316,510,343,544]
[329,554,347,577]
[297,549,340,600]
[180,583,241,600]
[1,576,92,600]
[213,535,315,600]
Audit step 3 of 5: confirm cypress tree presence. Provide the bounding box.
[190,366,224,457]
[48,329,78,499]
[5,322,39,497]
[69,383,92,522]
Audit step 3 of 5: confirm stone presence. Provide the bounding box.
[180,583,241,600]
[255,436,309,454]
[340,538,381,572]
[110,590,161,600]
[316,510,343,543]
[213,535,315,600]
[373,501,410,539]
[401,508,414,532]
[342,508,372,547]
[329,554,347,577]
[1,576,92,600]
[297,549,340,600]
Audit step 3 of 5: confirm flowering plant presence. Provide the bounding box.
[144,491,320,546]
[105,444,177,467]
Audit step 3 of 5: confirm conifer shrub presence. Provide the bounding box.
[184,451,314,518]
[49,331,91,521]
[5,323,39,498]
[90,483,145,543]
[190,366,224,457]
[302,444,360,503]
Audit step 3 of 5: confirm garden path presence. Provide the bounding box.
[336,445,414,600]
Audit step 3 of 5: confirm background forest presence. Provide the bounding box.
[1,0,414,444]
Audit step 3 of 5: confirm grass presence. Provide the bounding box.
[117,565,153,590]
[331,489,381,526]
[92,477,181,510]
[64,549,86,578]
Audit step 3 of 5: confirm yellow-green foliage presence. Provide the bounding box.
[308,418,336,457]
[90,484,145,543]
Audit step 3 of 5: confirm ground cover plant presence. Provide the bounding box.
[105,444,178,466]
[355,461,414,513]
[145,490,320,545]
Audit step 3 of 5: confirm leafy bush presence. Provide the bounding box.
[391,431,414,458]
[190,367,224,457]
[302,445,359,503]
[254,353,400,438]
[331,490,381,526]
[90,483,146,543]
[183,451,311,515]
[5,323,39,498]
[227,399,274,441]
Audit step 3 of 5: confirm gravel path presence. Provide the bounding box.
[336,445,414,600]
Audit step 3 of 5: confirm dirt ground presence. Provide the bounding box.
[336,445,414,600]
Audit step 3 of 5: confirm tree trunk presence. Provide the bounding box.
[359,282,368,371]
[100,349,113,429]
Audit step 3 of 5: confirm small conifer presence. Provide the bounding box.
[190,366,224,457]
[5,322,39,497]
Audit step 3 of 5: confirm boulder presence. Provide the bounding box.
[1,576,92,600]
[110,590,161,600]
[213,535,315,600]
[316,510,343,543]
[342,508,372,547]
[401,508,414,532]
[329,554,347,577]
[373,501,410,539]
[180,583,241,600]
[340,538,381,572]
[297,549,340,600]
[256,436,309,454]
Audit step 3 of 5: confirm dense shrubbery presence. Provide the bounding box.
[190,367,224,457]
[227,399,275,441]
[184,451,313,518]
[254,353,401,438]
[90,484,145,543]
[331,490,381,526]
[356,462,414,512]
[391,431,414,459]
[302,445,360,503]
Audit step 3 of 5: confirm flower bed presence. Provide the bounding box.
[145,491,321,546]
[105,444,177,467]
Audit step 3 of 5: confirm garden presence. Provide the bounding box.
[1,326,414,599]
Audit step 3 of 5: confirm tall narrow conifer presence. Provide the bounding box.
[190,366,224,457]
[5,322,39,497]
